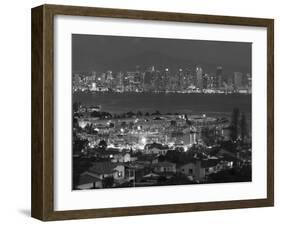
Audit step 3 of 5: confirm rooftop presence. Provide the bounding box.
[145,142,169,150]
[88,162,122,175]
[154,161,176,168]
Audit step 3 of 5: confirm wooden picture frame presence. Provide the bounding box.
[31,4,274,221]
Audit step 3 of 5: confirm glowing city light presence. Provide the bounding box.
[141,137,147,145]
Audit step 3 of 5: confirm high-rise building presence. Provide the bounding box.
[202,73,209,90]
[196,66,203,89]
[233,72,243,90]
[133,66,143,92]
[181,68,190,90]
[100,73,106,84]
[164,68,170,91]
[215,66,223,89]
[134,66,142,82]
[105,71,113,89]
[144,67,153,92]
[185,68,194,87]
[227,74,233,88]
[116,72,124,92]
[207,73,216,89]
[177,68,184,91]
[154,70,163,91]
[246,73,252,93]
[246,73,252,87]
[170,72,178,91]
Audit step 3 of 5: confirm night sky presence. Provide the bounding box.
[72,34,252,75]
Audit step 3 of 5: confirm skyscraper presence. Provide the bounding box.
[246,73,252,93]
[233,72,243,90]
[196,66,203,90]
[215,66,223,89]
[116,72,124,92]
[177,68,184,91]
[164,68,170,91]
[208,73,216,89]
[185,68,194,88]
[202,73,209,90]
[144,66,153,92]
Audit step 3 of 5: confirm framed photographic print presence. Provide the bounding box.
[31,4,274,221]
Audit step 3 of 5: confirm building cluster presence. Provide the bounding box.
[73,65,252,94]
[73,106,252,189]
[76,110,229,153]
[75,139,251,190]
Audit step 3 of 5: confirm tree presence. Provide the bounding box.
[240,113,248,143]
[73,116,79,129]
[72,132,88,155]
[230,108,240,141]
[208,166,251,183]
[185,115,192,125]
[84,123,93,133]
[152,110,161,116]
[73,102,80,113]
[126,111,135,118]
[98,140,107,151]
[163,150,193,165]
[136,111,143,117]
[90,111,100,118]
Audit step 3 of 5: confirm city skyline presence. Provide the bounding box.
[72,64,251,94]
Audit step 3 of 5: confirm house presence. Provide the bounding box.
[144,143,169,155]
[178,161,204,181]
[215,149,238,167]
[153,161,176,173]
[130,155,138,162]
[76,172,103,190]
[124,165,136,182]
[136,154,159,165]
[178,159,221,182]
[201,159,221,175]
[88,162,125,181]
[111,152,131,163]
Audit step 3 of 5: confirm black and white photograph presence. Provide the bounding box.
[72,34,252,190]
